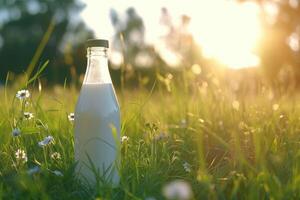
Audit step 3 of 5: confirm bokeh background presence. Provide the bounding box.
[0,0,300,93]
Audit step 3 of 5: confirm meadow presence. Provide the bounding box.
[1,69,300,200]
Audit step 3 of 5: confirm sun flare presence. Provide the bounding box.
[82,0,262,69]
[190,1,261,69]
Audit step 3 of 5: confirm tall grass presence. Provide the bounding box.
[1,65,300,200]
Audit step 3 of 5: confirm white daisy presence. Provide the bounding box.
[68,113,75,121]
[198,118,205,123]
[52,170,63,177]
[51,152,61,160]
[12,128,21,137]
[279,114,284,119]
[16,89,30,100]
[23,112,34,120]
[38,136,54,147]
[183,162,191,173]
[121,136,129,143]
[15,149,28,163]
[162,180,193,200]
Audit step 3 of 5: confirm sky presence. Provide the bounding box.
[80,0,262,69]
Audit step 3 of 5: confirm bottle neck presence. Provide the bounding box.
[83,47,111,84]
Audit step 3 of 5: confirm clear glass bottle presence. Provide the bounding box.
[74,39,120,186]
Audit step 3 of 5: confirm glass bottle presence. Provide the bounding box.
[74,39,120,186]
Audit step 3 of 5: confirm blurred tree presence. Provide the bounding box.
[110,8,144,66]
[109,7,166,88]
[110,7,160,68]
[157,7,213,89]
[241,0,300,89]
[158,8,203,68]
[0,0,93,84]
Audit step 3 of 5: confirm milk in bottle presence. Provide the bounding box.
[74,39,120,185]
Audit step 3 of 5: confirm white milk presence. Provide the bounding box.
[74,82,120,185]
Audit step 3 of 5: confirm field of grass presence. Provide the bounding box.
[1,72,300,200]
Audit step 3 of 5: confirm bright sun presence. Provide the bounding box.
[82,0,262,69]
[190,1,261,69]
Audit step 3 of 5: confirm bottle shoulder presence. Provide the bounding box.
[75,83,119,114]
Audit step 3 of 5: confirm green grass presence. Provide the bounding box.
[1,71,300,200]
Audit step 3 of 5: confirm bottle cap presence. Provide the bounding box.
[86,39,109,48]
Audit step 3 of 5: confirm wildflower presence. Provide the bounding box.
[27,166,40,175]
[52,170,63,177]
[154,132,168,141]
[162,180,193,200]
[38,136,54,147]
[166,73,173,80]
[51,152,61,160]
[180,119,187,128]
[191,64,202,75]
[273,104,279,111]
[15,149,28,163]
[279,114,284,119]
[16,89,30,100]
[68,113,75,121]
[183,162,191,173]
[198,118,205,123]
[121,136,129,143]
[232,100,240,111]
[23,112,34,120]
[12,128,21,137]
